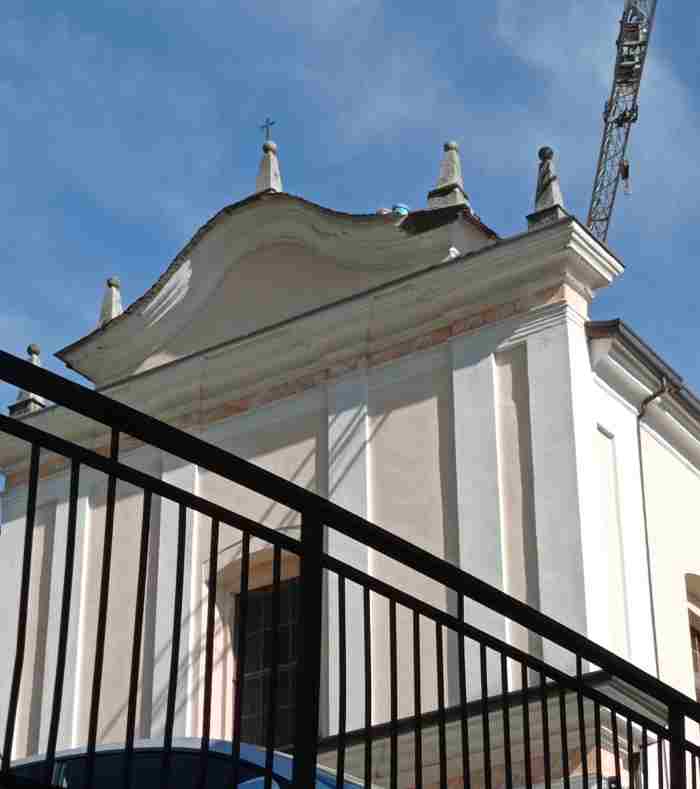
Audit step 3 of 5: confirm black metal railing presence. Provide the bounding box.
[1,348,700,789]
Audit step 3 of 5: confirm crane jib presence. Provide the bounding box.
[586,0,658,243]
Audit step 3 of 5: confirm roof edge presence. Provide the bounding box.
[586,319,700,424]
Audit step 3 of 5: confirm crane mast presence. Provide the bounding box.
[587,0,658,243]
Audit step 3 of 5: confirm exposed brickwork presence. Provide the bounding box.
[4,285,572,491]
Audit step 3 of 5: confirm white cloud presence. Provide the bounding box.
[492,0,700,228]
[0,15,229,240]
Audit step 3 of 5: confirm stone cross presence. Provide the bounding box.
[260,117,276,142]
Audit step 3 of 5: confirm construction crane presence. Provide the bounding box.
[587,0,658,243]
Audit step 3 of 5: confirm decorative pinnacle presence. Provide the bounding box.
[255,134,283,193]
[533,145,564,212]
[9,343,45,417]
[528,145,567,229]
[428,139,470,210]
[98,274,124,327]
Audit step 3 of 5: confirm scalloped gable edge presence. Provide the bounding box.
[55,193,498,367]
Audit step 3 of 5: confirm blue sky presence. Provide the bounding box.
[1,0,699,409]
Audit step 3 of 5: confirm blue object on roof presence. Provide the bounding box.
[9,738,361,788]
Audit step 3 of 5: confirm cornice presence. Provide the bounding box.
[587,319,700,470]
[2,219,619,479]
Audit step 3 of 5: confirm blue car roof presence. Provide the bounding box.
[10,738,361,788]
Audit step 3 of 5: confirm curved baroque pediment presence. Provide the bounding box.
[57,192,496,386]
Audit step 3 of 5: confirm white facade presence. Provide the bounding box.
[2,158,699,769]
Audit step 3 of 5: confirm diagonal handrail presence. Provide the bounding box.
[1,348,699,722]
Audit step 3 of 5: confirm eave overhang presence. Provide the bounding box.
[587,319,700,468]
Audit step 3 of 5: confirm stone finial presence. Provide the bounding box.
[9,344,46,418]
[255,139,283,193]
[427,141,471,210]
[98,276,123,328]
[527,146,568,229]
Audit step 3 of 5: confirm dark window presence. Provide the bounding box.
[692,626,700,671]
[691,626,700,701]
[235,578,299,748]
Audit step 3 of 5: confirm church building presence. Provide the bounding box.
[1,137,699,788]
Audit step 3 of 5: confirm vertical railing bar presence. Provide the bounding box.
[264,544,282,789]
[160,502,188,789]
[231,532,251,789]
[541,671,552,789]
[389,599,398,789]
[559,686,570,789]
[576,656,589,789]
[291,513,324,789]
[436,622,447,789]
[363,586,372,789]
[669,707,686,789]
[44,460,81,786]
[2,442,40,775]
[613,710,622,789]
[458,595,471,789]
[337,575,347,789]
[691,748,696,789]
[627,717,635,789]
[610,709,622,787]
[521,662,533,789]
[594,701,602,789]
[481,644,492,789]
[413,610,423,789]
[501,653,513,789]
[124,489,153,789]
[657,736,663,789]
[197,517,220,789]
[85,429,120,789]
[642,727,649,789]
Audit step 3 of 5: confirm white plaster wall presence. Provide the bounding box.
[69,447,161,748]
[4,303,660,758]
[641,427,700,697]
[0,466,87,760]
[323,372,369,737]
[590,378,655,674]
[494,344,539,671]
[526,314,593,672]
[367,348,459,723]
[160,242,414,364]
[451,326,505,697]
[0,494,36,760]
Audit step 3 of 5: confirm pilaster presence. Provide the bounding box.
[526,310,595,671]
[322,372,369,736]
[450,328,505,695]
[151,456,197,738]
